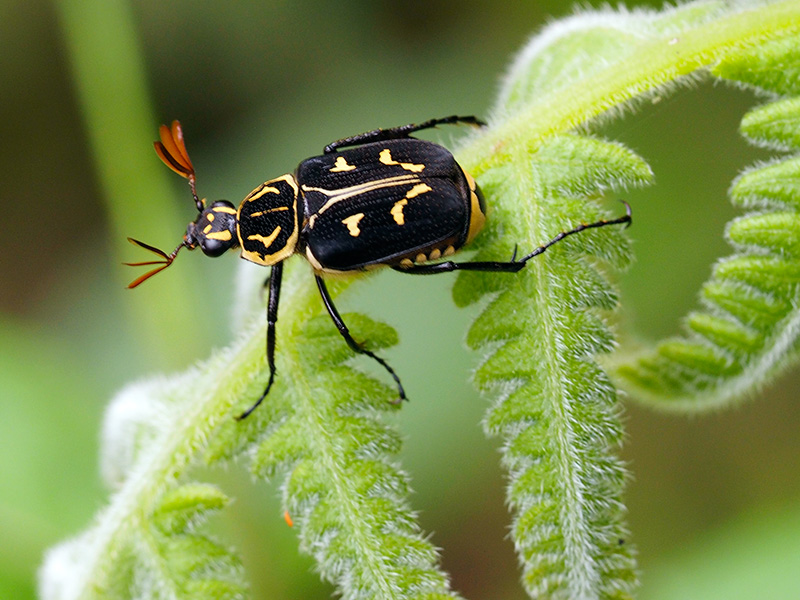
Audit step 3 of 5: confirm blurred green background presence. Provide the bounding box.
[3,1,800,598]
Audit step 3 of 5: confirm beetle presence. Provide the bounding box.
[127,117,631,419]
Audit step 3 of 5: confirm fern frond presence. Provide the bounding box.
[41,2,800,599]
[40,376,246,600]
[616,29,800,410]
[454,1,800,597]
[234,291,459,599]
[453,137,644,598]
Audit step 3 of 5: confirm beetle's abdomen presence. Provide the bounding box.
[299,139,479,272]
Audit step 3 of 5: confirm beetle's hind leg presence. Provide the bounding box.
[392,201,632,275]
[324,115,486,153]
[315,275,406,403]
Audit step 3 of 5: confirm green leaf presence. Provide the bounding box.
[741,96,800,150]
[41,2,800,600]
[617,18,800,410]
[713,31,800,95]
[454,1,800,597]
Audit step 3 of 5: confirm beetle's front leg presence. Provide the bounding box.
[237,262,283,420]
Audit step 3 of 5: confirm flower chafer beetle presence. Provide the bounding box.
[127,117,631,419]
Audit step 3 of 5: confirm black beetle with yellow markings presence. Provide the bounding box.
[127,117,631,419]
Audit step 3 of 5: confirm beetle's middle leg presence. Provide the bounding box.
[315,275,406,403]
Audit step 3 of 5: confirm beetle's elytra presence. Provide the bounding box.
[127,117,632,419]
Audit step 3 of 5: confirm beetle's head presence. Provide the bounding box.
[126,121,239,288]
[184,200,238,257]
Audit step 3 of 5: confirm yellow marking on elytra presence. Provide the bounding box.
[464,170,477,192]
[465,189,486,243]
[406,183,432,198]
[247,226,282,249]
[203,224,213,234]
[379,149,425,172]
[250,206,290,218]
[206,230,232,241]
[330,156,356,172]
[213,205,237,214]
[390,183,432,225]
[391,199,407,225]
[342,213,365,237]
[302,174,420,214]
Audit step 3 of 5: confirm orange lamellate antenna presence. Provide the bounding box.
[154,120,204,212]
[124,237,187,288]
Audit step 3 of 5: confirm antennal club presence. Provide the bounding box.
[154,120,204,212]
[124,238,187,288]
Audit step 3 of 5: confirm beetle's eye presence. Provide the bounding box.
[199,236,230,257]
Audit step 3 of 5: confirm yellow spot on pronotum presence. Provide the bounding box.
[248,226,282,249]
[206,230,232,241]
[379,149,425,172]
[203,224,213,234]
[250,206,290,218]
[330,156,356,172]
[342,213,365,237]
[391,199,407,225]
[206,213,215,222]
[213,205,237,214]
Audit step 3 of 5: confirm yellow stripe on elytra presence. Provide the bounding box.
[342,213,365,237]
[247,226,282,249]
[302,174,420,217]
[379,149,425,172]
[406,183,431,198]
[390,183,432,225]
[330,156,356,172]
[391,199,407,225]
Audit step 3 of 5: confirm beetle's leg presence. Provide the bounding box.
[393,201,632,275]
[324,115,486,153]
[237,262,284,420]
[315,275,407,403]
